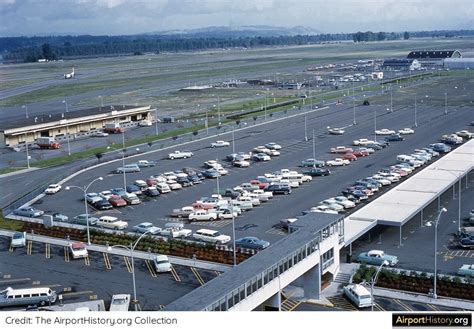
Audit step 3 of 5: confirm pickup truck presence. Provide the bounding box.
[170,206,195,218]
[168,150,194,159]
[136,160,156,168]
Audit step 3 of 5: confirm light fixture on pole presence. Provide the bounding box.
[62,99,69,113]
[65,177,103,245]
[107,230,152,311]
[425,207,447,299]
[370,260,389,311]
[22,105,29,119]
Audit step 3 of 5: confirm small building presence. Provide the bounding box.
[381,59,421,71]
[0,105,154,148]
[371,72,384,80]
[407,50,462,66]
[443,58,474,70]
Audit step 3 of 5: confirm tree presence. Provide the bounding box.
[41,43,56,60]
[192,131,198,137]
[253,116,258,124]
[235,120,240,126]
[95,152,103,163]
[403,32,410,40]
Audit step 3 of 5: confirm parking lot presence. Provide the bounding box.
[0,236,220,310]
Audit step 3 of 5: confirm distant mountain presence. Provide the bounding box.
[147,25,322,38]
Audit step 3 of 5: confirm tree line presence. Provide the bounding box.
[2,29,473,63]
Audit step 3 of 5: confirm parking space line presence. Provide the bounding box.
[84,256,91,266]
[394,299,412,311]
[62,290,94,298]
[190,267,205,286]
[8,245,13,252]
[123,256,132,273]
[145,260,157,278]
[64,247,70,262]
[374,303,385,311]
[2,274,11,279]
[214,271,221,277]
[26,240,33,255]
[32,280,40,285]
[0,278,30,284]
[103,253,112,270]
[170,266,181,282]
[428,304,439,311]
[45,243,51,259]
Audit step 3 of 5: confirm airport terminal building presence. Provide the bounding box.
[0,105,154,148]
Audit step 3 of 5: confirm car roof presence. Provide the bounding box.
[368,250,384,256]
[71,242,85,248]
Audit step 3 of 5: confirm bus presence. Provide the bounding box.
[0,287,57,308]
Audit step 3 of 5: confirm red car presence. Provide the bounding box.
[250,179,269,189]
[342,153,357,161]
[352,150,369,157]
[109,196,127,207]
[146,177,158,187]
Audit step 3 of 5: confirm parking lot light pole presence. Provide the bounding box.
[312,129,316,160]
[232,128,235,154]
[22,105,29,119]
[414,94,418,127]
[65,177,103,246]
[352,95,356,125]
[231,203,237,267]
[304,114,308,141]
[154,108,159,136]
[370,260,388,311]
[108,230,151,311]
[25,137,30,169]
[444,90,447,115]
[430,207,447,299]
[62,100,69,113]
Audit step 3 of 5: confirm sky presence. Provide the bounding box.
[0,0,473,37]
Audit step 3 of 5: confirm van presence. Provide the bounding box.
[343,283,373,308]
[109,294,131,312]
[193,229,231,244]
[0,287,57,308]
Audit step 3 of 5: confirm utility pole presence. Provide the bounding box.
[415,94,418,127]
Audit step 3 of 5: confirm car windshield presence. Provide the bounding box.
[112,298,127,305]
[13,233,23,239]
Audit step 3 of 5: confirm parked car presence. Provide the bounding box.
[69,242,88,259]
[159,223,192,238]
[109,196,127,207]
[302,168,331,176]
[44,184,61,194]
[328,127,345,135]
[234,159,250,167]
[357,250,398,266]
[143,187,160,197]
[10,232,26,248]
[116,164,140,173]
[13,207,44,218]
[92,131,109,137]
[93,198,113,210]
[110,188,127,196]
[456,130,474,139]
[264,184,292,195]
[429,143,451,153]
[342,153,357,161]
[330,146,353,154]
[211,140,230,148]
[132,222,161,234]
[398,128,415,135]
[351,149,369,157]
[353,138,375,146]
[235,237,270,250]
[457,264,474,277]
[326,158,350,166]
[385,134,405,142]
[460,236,474,248]
[188,211,218,222]
[73,214,98,226]
[300,158,325,167]
[97,216,128,230]
[201,169,221,179]
[156,183,171,194]
[52,213,69,222]
[343,283,373,308]
[136,160,156,168]
[265,142,282,150]
[153,255,172,273]
[126,184,142,195]
[252,153,271,161]
[170,206,195,218]
[85,192,103,204]
[193,229,231,244]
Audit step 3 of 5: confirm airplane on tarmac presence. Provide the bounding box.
[64,67,75,79]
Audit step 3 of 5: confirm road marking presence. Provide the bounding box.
[103,253,112,270]
[394,299,412,311]
[191,267,205,286]
[214,271,221,277]
[45,243,51,259]
[89,294,98,300]
[64,247,70,262]
[281,298,301,311]
[62,290,94,298]
[84,256,91,266]
[326,296,358,311]
[26,240,33,255]
[170,266,181,282]
[265,227,287,236]
[428,304,440,311]
[32,280,40,285]
[145,260,157,278]
[0,278,30,284]
[374,303,385,311]
[63,287,72,292]
[123,256,132,273]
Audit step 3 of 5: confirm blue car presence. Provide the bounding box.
[201,169,221,179]
[235,237,270,250]
[429,143,451,153]
[385,134,405,142]
[357,250,398,266]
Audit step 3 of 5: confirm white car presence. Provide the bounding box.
[92,131,109,137]
[138,120,152,127]
[153,255,171,273]
[216,167,229,176]
[331,196,356,209]
[156,183,171,193]
[326,158,350,166]
[375,128,396,135]
[253,146,273,155]
[353,138,375,146]
[99,190,113,199]
[309,206,338,214]
[204,160,222,169]
[193,229,231,244]
[319,199,344,212]
[234,159,250,167]
[398,127,415,135]
[265,142,282,150]
[378,172,400,182]
[97,216,128,230]
[160,223,192,238]
[328,127,345,135]
[134,180,148,188]
[456,130,474,139]
[370,175,391,186]
[162,172,177,180]
[211,140,230,148]
[69,242,88,259]
[45,184,61,194]
[168,150,194,159]
[188,211,218,222]
[132,222,161,234]
[167,180,182,190]
[279,179,299,188]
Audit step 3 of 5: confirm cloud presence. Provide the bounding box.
[0,0,473,36]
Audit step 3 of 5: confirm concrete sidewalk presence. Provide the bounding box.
[0,229,230,272]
